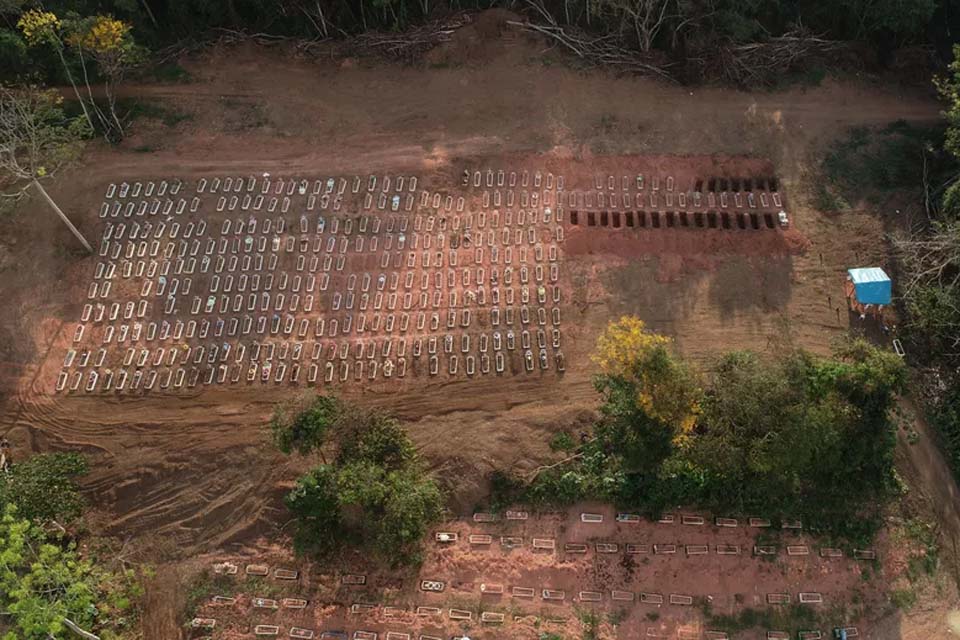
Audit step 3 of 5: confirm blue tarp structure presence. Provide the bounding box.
[847,267,892,305]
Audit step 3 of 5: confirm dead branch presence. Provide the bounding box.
[347,13,473,62]
[507,20,674,80]
[526,452,585,483]
[714,28,848,87]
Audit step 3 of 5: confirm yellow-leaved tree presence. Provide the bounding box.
[593,316,700,454]
[17,9,142,141]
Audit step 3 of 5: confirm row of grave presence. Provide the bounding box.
[191,598,858,640]
[568,209,781,231]
[66,335,563,377]
[101,186,564,216]
[563,188,783,212]
[72,321,564,351]
[55,350,566,392]
[99,211,562,247]
[80,286,563,321]
[577,174,780,194]
[202,564,855,640]
[93,234,562,271]
[100,216,564,250]
[192,621,857,640]
[67,327,565,365]
[435,533,875,559]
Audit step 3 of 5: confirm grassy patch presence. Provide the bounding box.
[549,431,577,453]
[119,98,192,127]
[182,569,235,621]
[816,121,954,213]
[576,609,600,640]
[150,62,192,84]
[890,587,918,610]
[704,603,820,634]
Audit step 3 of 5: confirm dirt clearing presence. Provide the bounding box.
[0,15,954,639]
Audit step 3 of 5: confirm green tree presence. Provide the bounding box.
[280,399,443,565]
[0,504,143,640]
[0,452,89,524]
[270,393,341,457]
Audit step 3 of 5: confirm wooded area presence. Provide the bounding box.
[0,0,955,87]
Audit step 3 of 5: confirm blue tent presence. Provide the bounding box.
[847,267,891,305]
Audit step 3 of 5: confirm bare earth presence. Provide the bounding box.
[0,14,957,639]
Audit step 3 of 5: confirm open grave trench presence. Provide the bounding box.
[56,160,787,396]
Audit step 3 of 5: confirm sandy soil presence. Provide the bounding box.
[0,12,956,639]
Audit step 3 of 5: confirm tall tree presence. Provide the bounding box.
[0,86,92,252]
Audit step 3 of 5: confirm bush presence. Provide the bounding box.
[270,393,341,456]
[512,322,905,542]
[279,399,443,566]
[0,452,88,523]
[0,504,144,639]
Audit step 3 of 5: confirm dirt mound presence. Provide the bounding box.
[424,8,524,67]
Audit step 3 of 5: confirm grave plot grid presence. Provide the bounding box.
[58,170,569,394]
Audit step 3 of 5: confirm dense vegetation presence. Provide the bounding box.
[0,452,145,640]
[0,0,954,87]
[891,47,960,486]
[272,394,444,565]
[495,317,906,542]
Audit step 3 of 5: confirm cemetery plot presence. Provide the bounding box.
[57,164,788,397]
[60,170,567,395]
[192,506,881,640]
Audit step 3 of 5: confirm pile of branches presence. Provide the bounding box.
[345,13,474,62]
[714,28,848,87]
[507,20,673,80]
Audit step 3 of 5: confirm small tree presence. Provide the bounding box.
[0,451,89,524]
[0,504,144,640]
[592,316,701,449]
[66,14,145,140]
[0,86,92,252]
[278,397,444,566]
[270,393,341,458]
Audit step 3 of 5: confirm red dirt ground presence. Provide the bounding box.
[0,13,956,639]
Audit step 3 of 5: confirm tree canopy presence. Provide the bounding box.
[276,396,444,565]
[0,505,144,640]
[0,451,89,524]
[524,318,906,541]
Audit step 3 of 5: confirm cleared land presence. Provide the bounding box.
[0,18,956,639]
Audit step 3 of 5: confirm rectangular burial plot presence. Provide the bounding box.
[532,538,556,551]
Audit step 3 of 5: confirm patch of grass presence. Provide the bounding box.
[576,609,601,640]
[817,121,953,212]
[902,517,940,580]
[597,113,617,134]
[549,431,576,453]
[133,144,156,153]
[705,604,819,634]
[890,587,917,610]
[182,569,235,621]
[151,62,192,83]
[220,97,270,131]
[119,98,192,128]
[770,65,828,91]
[487,469,526,511]
[606,608,627,625]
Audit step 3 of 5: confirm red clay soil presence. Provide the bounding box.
[0,18,955,638]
